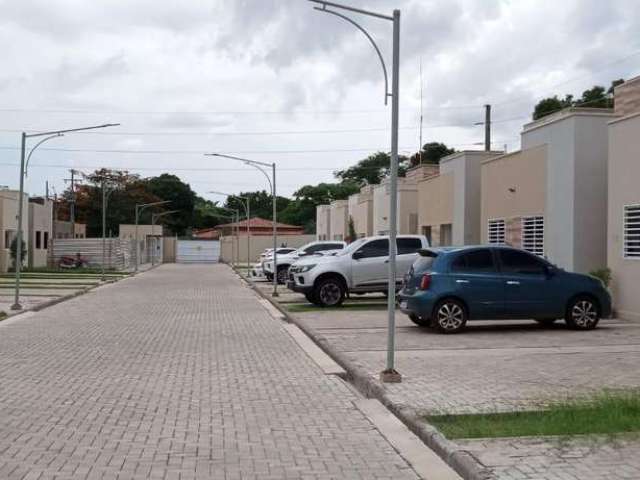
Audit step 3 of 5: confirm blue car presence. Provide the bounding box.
[398,246,611,333]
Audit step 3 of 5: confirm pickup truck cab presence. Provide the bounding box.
[287,235,429,307]
[263,241,346,284]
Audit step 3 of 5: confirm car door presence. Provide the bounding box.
[396,238,423,284]
[497,249,557,318]
[351,239,389,287]
[448,249,505,319]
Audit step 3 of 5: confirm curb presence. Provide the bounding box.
[242,271,493,480]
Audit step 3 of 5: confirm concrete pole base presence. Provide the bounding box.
[380,369,402,383]
[10,303,22,311]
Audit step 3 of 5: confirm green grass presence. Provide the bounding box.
[427,391,640,439]
[285,302,388,313]
[12,267,126,275]
[0,311,7,321]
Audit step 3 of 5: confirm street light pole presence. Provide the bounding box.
[101,180,118,282]
[151,210,179,266]
[134,200,171,272]
[11,123,120,310]
[208,191,251,274]
[309,1,402,383]
[205,153,278,296]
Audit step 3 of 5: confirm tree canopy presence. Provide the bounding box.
[409,142,456,167]
[532,79,624,120]
[334,151,409,186]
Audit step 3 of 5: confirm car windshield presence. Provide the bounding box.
[339,238,368,256]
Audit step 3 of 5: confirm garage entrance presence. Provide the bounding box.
[176,240,220,264]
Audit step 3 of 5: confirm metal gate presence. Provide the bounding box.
[176,240,220,264]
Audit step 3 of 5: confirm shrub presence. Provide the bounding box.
[589,267,612,288]
[9,237,26,271]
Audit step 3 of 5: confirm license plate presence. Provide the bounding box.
[399,301,408,310]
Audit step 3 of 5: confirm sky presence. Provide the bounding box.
[0,0,639,204]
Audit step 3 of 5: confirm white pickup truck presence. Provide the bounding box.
[262,240,346,284]
[286,235,429,307]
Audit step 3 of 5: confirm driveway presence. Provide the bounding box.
[0,265,422,480]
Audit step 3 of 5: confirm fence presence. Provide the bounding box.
[50,238,136,270]
[219,234,316,264]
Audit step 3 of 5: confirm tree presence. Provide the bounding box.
[192,197,229,230]
[533,95,573,120]
[9,237,26,271]
[144,174,196,235]
[334,152,409,186]
[409,142,456,167]
[347,216,357,243]
[224,190,291,222]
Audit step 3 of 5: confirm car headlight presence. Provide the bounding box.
[298,264,316,273]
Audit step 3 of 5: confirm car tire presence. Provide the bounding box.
[305,292,321,306]
[315,277,346,307]
[276,266,289,285]
[565,296,600,330]
[535,318,557,326]
[408,313,431,327]
[433,299,467,334]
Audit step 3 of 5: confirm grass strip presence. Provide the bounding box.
[427,391,640,439]
[285,302,388,313]
[0,311,6,321]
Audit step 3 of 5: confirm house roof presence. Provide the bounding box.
[214,217,303,230]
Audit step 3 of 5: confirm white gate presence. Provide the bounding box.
[176,240,220,264]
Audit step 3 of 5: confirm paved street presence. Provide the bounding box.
[0,265,420,480]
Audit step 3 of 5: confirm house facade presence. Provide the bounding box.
[316,204,331,240]
[0,190,29,273]
[419,151,500,247]
[28,198,53,268]
[608,76,640,320]
[347,185,374,239]
[329,200,349,241]
[481,107,614,273]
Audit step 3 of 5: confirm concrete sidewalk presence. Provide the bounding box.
[0,264,422,480]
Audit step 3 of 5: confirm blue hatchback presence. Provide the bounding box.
[398,246,611,333]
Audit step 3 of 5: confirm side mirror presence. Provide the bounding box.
[353,250,364,260]
[545,265,557,277]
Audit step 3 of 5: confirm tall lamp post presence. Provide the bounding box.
[209,191,251,274]
[101,179,120,282]
[134,200,171,272]
[151,210,179,266]
[308,0,402,383]
[11,123,120,311]
[214,206,240,266]
[205,153,278,297]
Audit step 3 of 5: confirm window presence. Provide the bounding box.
[397,238,422,255]
[499,249,546,275]
[44,232,49,249]
[624,205,640,258]
[35,231,42,249]
[357,239,389,258]
[488,219,505,244]
[522,216,544,257]
[451,249,496,273]
[4,230,15,249]
[440,224,452,246]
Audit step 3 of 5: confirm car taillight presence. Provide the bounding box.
[419,273,432,290]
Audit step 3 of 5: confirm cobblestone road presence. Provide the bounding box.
[0,265,419,480]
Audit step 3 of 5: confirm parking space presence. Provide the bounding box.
[253,275,640,479]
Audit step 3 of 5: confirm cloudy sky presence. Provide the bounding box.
[1,0,639,203]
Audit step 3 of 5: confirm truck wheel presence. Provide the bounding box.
[315,277,345,307]
[276,266,289,285]
[305,292,321,306]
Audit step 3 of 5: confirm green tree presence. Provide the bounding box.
[192,197,229,230]
[335,152,409,186]
[533,95,574,120]
[224,190,291,222]
[409,142,456,167]
[144,174,196,235]
[347,216,357,243]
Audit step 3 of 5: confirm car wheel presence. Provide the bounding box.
[276,266,289,285]
[535,318,557,326]
[565,296,600,330]
[315,278,345,307]
[305,292,321,306]
[433,299,467,333]
[408,313,430,327]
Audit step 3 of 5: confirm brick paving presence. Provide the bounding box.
[261,282,640,480]
[0,265,419,480]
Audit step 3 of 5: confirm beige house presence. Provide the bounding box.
[481,107,614,273]
[608,76,640,320]
[347,185,374,238]
[418,151,501,247]
[0,190,29,273]
[28,198,53,268]
[329,199,349,241]
[316,204,331,241]
[53,221,86,239]
[119,224,163,264]
[372,166,437,236]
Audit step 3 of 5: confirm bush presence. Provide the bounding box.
[9,237,26,271]
[589,267,612,288]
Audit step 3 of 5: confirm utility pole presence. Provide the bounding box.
[484,104,491,152]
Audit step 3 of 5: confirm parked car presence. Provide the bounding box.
[263,241,346,284]
[287,235,429,307]
[398,245,612,333]
[260,247,297,281]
